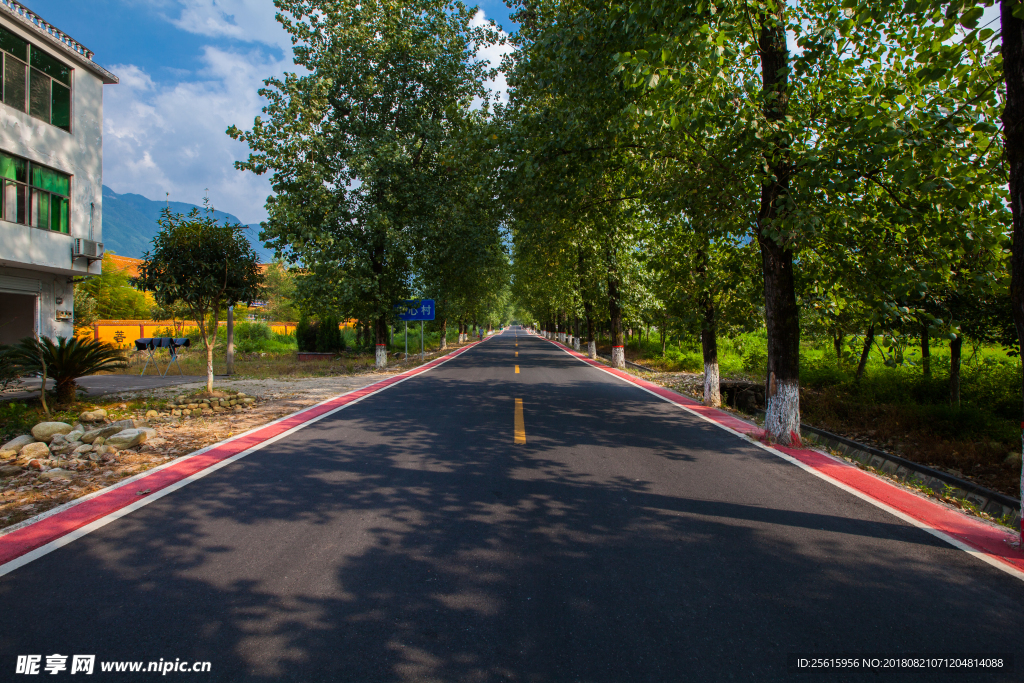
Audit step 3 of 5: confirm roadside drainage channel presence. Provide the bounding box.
[596,354,656,372]
[795,422,1021,527]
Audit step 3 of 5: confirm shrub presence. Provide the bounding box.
[315,315,345,353]
[296,314,318,352]
[6,336,126,405]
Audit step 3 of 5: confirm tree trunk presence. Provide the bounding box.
[701,293,721,407]
[756,5,799,445]
[375,315,387,370]
[920,321,931,378]
[584,301,596,359]
[226,306,235,375]
[206,339,215,393]
[608,276,625,369]
[832,330,843,369]
[355,321,363,348]
[661,312,667,357]
[855,325,874,381]
[1005,0,1024,538]
[949,334,963,408]
[439,318,447,350]
[55,379,75,406]
[37,348,48,416]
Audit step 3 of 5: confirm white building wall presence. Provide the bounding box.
[0,11,115,341]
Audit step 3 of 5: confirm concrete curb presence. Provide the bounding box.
[798,423,1021,526]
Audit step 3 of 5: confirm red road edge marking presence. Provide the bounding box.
[0,343,481,567]
[542,336,1024,575]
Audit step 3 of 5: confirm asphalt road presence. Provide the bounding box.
[2,328,1022,682]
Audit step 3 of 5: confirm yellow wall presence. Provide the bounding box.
[78,320,352,349]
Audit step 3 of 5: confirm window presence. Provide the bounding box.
[0,150,69,233]
[0,25,71,132]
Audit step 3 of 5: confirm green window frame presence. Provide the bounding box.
[0,150,70,234]
[0,24,72,132]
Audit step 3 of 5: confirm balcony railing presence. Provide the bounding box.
[0,0,94,60]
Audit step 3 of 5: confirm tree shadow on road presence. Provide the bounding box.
[2,342,1023,682]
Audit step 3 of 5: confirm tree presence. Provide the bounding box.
[229,0,498,369]
[135,206,264,393]
[6,336,126,406]
[76,253,153,320]
[262,261,300,322]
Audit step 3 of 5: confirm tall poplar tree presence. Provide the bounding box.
[229,0,497,368]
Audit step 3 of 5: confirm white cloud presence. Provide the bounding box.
[135,0,291,49]
[103,46,288,222]
[470,10,514,105]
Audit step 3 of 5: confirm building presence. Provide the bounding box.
[0,0,116,345]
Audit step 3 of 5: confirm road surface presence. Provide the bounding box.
[1,328,1022,681]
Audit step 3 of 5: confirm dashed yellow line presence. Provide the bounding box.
[514,398,525,444]
[515,351,518,357]
[515,365,519,374]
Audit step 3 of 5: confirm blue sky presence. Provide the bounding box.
[21,0,518,224]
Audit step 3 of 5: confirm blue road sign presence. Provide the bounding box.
[395,299,435,321]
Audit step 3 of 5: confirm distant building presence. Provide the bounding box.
[0,0,117,345]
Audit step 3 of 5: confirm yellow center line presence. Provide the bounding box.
[514,398,526,444]
[515,351,518,357]
[515,365,519,373]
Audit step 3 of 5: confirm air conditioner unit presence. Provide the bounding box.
[73,238,104,261]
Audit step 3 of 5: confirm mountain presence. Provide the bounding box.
[99,185,273,262]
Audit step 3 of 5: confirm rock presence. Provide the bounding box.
[93,437,105,446]
[1,435,36,452]
[51,439,84,457]
[171,409,181,417]
[73,444,94,455]
[38,468,73,481]
[0,449,16,460]
[81,426,118,444]
[145,410,159,419]
[79,411,104,423]
[30,422,73,443]
[95,445,117,460]
[242,397,255,404]
[236,392,246,398]
[105,429,147,449]
[109,419,136,431]
[27,459,45,470]
[1005,452,1023,468]
[88,452,103,461]
[182,409,192,417]
[233,405,242,413]
[65,429,85,443]
[0,464,22,477]
[20,441,50,460]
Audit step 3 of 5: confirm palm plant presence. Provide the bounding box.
[6,336,126,406]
